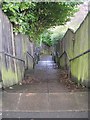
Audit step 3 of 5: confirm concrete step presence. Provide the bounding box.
[3,92,88,113]
[3,111,88,118]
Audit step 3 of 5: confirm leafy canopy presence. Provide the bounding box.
[40,30,52,47]
[2,1,80,39]
[40,25,68,46]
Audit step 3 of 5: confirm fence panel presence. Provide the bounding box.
[54,13,89,87]
[0,9,25,87]
[71,14,89,86]
[0,10,2,86]
[63,14,89,86]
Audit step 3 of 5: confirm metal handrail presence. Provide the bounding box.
[59,51,70,61]
[0,51,25,63]
[59,51,65,58]
[70,49,90,61]
[27,51,34,59]
[65,51,71,61]
[27,51,35,69]
[59,49,90,62]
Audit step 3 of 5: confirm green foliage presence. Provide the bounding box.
[50,25,68,45]
[2,2,36,35]
[40,25,68,46]
[40,30,52,46]
[1,1,81,39]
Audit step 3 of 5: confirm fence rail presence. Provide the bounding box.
[0,51,25,63]
[59,50,90,62]
[70,49,90,61]
[0,9,37,87]
[27,51,34,59]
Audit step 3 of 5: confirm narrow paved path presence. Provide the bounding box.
[22,55,70,93]
[2,55,88,118]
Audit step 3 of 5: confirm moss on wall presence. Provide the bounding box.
[65,30,74,59]
[59,55,66,69]
[2,60,25,87]
[71,54,88,85]
[56,13,89,86]
[1,11,29,88]
[1,53,25,87]
[16,62,24,82]
[27,56,33,69]
[71,14,88,86]
[2,67,18,87]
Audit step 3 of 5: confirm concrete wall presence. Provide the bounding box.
[0,9,35,88]
[54,13,89,87]
[71,13,89,86]
[22,35,34,69]
[0,54,2,82]
[60,29,74,72]
[0,9,18,87]
[0,9,2,82]
[88,12,90,87]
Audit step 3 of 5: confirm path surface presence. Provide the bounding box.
[2,55,88,118]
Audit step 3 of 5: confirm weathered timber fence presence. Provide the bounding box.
[14,34,35,70]
[53,12,90,87]
[0,9,38,88]
[0,9,22,87]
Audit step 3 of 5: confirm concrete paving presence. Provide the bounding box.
[2,55,88,118]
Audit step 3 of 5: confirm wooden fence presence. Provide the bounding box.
[53,12,90,87]
[0,9,36,88]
